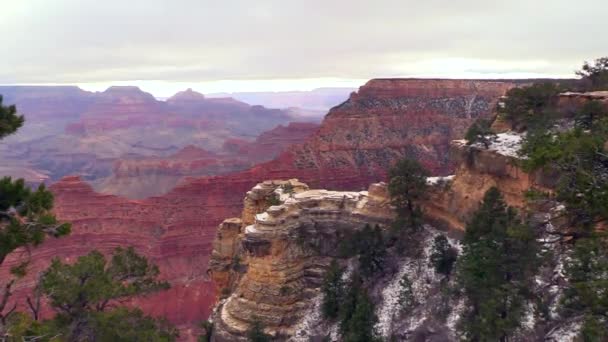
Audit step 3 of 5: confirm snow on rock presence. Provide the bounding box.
[426,175,455,186]
[456,131,525,158]
[487,132,524,157]
[376,226,448,338]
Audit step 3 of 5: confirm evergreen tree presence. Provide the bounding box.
[388,158,429,233]
[397,274,416,311]
[457,187,539,341]
[23,247,175,341]
[339,273,380,342]
[358,225,386,277]
[247,318,271,342]
[499,82,561,131]
[0,98,70,333]
[575,100,608,131]
[0,95,24,140]
[321,260,344,320]
[577,57,608,91]
[561,235,608,338]
[429,234,458,280]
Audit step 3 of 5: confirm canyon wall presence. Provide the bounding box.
[1,79,517,337]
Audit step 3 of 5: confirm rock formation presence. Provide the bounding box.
[206,129,573,341]
[94,122,320,198]
[209,179,394,341]
[1,79,518,336]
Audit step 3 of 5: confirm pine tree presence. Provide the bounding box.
[561,235,608,338]
[457,187,539,341]
[397,274,416,311]
[577,57,608,91]
[429,234,458,280]
[339,273,380,342]
[358,224,386,277]
[0,97,70,333]
[321,260,344,320]
[22,247,176,341]
[388,158,429,233]
[0,95,24,140]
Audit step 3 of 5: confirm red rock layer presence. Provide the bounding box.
[2,79,516,338]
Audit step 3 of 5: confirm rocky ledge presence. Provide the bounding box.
[208,179,393,341]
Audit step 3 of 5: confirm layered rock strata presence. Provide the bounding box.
[209,180,393,340]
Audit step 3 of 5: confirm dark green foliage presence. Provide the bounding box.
[79,307,178,342]
[580,315,608,341]
[247,318,271,342]
[429,235,458,279]
[500,82,561,131]
[321,260,344,320]
[266,193,281,206]
[388,158,429,234]
[0,178,71,265]
[577,57,608,91]
[338,224,386,277]
[397,274,416,311]
[561,236,608,322]
[457,187,539,341]
[339,273,380,342]
[575,100,608,131]
[9,307,177,342]
[465,118,495,148]
[520,114,608,234]
[35,247,172,341]
[0,95,24,140]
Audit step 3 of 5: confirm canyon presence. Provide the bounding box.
[1,79,518,338]
[207,90,608,341]
[0,86,316,193]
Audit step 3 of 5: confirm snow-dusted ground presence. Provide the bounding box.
[375,226,460,339]
[456,131,525,158]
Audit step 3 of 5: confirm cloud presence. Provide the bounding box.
[0,0,606,87]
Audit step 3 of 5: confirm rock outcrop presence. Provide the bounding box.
[209,180,394,341]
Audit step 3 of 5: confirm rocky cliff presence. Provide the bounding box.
[1,79,518,337]
[206,134,573,341]
[209,180,394,341]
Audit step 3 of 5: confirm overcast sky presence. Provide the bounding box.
[1,0,606,95]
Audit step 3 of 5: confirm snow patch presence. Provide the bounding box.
[486,132,524,157]
[426,175,455,186]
